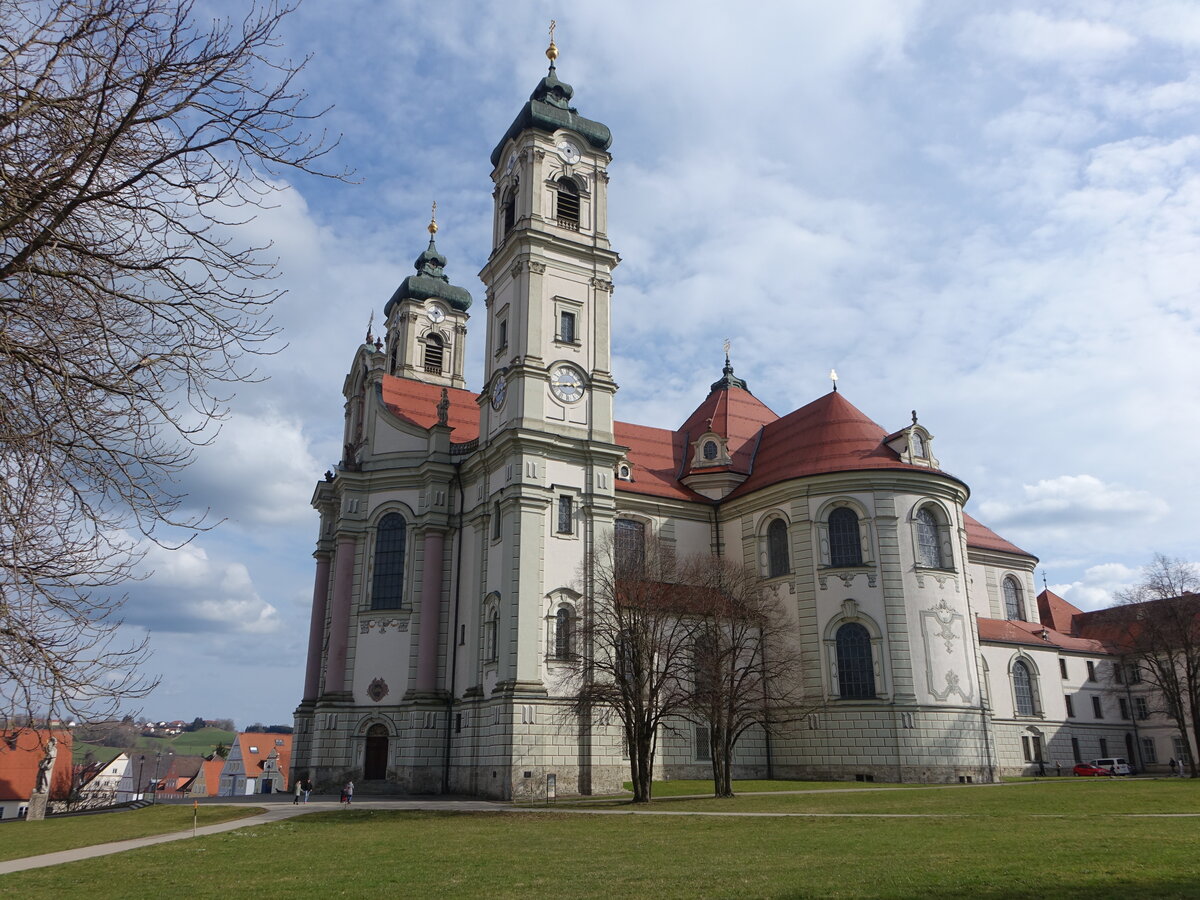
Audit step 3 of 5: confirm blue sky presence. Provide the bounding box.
[121,1,1200,727]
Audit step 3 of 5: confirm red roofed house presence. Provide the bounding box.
[219,733,292,796]
[0,729,73,819]
[293,50,1159,797]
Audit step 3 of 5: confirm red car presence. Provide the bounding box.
[1073,762,1114,777]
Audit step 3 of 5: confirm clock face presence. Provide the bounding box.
[549,364,584,403]
[427,305,446,323]
[556,140,581,165]
[491,374,507,410]
[505,152,516,174]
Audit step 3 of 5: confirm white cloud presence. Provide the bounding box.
[978,475,1168,527]
[965,11,1135,65]
[1051,561,1141,610]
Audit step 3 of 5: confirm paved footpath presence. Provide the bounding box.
[0,797,506,875]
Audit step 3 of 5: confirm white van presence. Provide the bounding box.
[1091,757,1133,775]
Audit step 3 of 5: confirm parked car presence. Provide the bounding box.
[1091,757,1133,776]
[1073,762,1114,776]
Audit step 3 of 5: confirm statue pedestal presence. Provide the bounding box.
[25,792,48,821]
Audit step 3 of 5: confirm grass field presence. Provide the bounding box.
[3,779,1198,897]
[0,805,261,863]
[73,727,237,763]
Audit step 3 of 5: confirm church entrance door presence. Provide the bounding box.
[364,724,389,780]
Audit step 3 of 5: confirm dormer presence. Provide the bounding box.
[689,430,732,469]
[885,411,939,469]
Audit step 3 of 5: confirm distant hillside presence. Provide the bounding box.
[73,727,236,764]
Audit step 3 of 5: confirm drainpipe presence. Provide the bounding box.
[442,464,465,794]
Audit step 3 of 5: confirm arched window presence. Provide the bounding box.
[484,606,499,662]
[828,508,862,567]
[371,513,406,609]
[615,518,645,572]
[767,519,790,578]
[502,186,517,233]
[554,608,572,659]
[1012,659,1037,715]
[492,501,502,540]
[836,623,875,699]
[915,507,943,568]
[556,177,580,228]
[912,432,927,458]
[1003,576,1025,621]
[423,333,444,374]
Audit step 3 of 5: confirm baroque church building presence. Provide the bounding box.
[293,48,1172,798]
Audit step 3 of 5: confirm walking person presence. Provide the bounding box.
[301,777,312,803]
[1169,758,1178,777]
[342,780,354,805]
[293,778,302,805]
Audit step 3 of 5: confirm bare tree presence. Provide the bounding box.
[681,554,811,798]
[1113,554,1200,775]
[568,531,694,803]
[0,0,341,731]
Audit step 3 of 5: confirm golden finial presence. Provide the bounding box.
[546,19,558,61]
[428,200,438,235]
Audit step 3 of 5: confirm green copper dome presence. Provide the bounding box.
[490,64,612,167]
[384,236,473,315]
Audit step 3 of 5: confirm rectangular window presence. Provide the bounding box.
[1091,696,1103,718]
[1021,735,1032,762]
[615,518,646,572]
[557,495,573,534]
[1119,698,1130,720]
[1071,737,1081,763]
[1135,697,1149,720]
[1059,659,1068,679]
[559,310,576,344]
[1173,737,1191,763]
[492,501,502,540]
[1086,661,1096,681]
[459,624,466,646]
[497,319,508,353]
[1129,664,1142,683]
[1032,735,1044,763]
[1099,738,1109,757]
[695,726,711,762]
[1113,663,1124,684]
[1065,695,1074,718]
[1142,737,1158,764]
[455,713,462,734]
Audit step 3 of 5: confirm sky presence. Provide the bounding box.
[114,1,1200,728]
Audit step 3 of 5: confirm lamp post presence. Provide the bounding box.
[137,755,145,802]
[151,750,162,804]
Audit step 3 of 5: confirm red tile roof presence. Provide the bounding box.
[728,391,951,499]
[235,733,293,790]
[976,617,1112,653]
[963,513,1035,559]
[676,386,777,476]
[1037,588,1084,633]
[613,421,707,501]
[0,729,73,802]
[380,376,480,443]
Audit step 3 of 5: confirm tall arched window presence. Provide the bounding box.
[615,518,645,573]
[423,333,444,374]
[502,186,517,233]
[767,519,790,577]
[915,507,943,568]
[556,177,580,228]
[836,623,875,699]
[371,513,407,609]
[484,606,499,663]
[554,608,572,659]
[1012,659,1037,715]
[828,508,863,567]
[1003,576,1025,621]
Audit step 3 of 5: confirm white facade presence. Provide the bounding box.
[292,54,1167,798]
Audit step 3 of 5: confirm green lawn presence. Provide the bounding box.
[3,782,1199,898]
[0,805,261,862]
[73,727,237,763]
[613,778,919,798]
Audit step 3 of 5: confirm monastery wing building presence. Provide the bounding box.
[292,48,1176,799]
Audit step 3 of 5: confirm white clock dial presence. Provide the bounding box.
[491,374,508,410]
[549,364,584,403]
[427,305,446,323]
[556,140,581,165]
